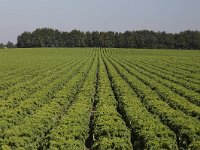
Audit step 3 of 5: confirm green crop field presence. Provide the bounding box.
[0,48,200,150]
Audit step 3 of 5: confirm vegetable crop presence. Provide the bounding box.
[0,48,200,150]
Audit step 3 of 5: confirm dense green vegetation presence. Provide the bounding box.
[17,28,200,49]
[0,42,15,49]
[0,48,200,150]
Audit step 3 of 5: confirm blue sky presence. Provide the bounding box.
[0,0,200,43]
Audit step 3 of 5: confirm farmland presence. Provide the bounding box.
[0,48,200,150]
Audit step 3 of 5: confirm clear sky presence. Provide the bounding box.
[0,0,200,43]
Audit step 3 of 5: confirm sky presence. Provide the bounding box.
[0,0,200,44]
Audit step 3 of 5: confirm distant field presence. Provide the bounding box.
[0,48,200,150]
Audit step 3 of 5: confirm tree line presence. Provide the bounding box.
[0,41,15,48]
[16,28,200,49]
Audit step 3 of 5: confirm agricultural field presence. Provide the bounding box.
[0,48,200,150]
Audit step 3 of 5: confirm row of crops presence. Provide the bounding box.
[0,48,200,149]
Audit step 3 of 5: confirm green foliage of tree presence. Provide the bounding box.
[6,41,15,48]
[0,43,5,48]
[16,28,200,49]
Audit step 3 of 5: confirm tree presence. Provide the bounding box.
[16,28,200,50]
[6,41,15,48]
[0,43,5,48]
[92,31,101,47]
[85,32,93,47]
[17,32,32,48]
